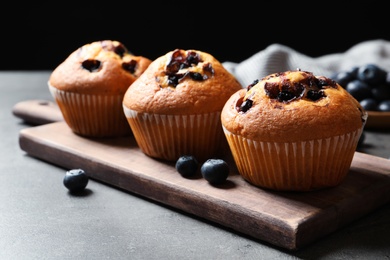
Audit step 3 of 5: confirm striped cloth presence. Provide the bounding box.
[223,39,390,87]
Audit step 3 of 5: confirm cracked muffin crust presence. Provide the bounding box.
[123,49,242,115]
[49,40,151,95]
[48,40,152,137]
[222,69,367,142]
[221,69,367,191]
[123,49,243,162]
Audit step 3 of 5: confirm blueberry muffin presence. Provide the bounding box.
[123,49,243,162]
[221,69,367,191]
[48,40,152,137]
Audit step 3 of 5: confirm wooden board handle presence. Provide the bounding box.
[12,100,63,125]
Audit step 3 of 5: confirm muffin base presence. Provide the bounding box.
[123,106,223,162]
[49,84,131,138]
[223,127,364,191]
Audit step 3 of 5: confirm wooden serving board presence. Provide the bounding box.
[15,100,390,251]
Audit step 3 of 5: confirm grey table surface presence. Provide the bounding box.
[1,71,390,260]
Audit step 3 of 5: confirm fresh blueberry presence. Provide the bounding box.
[378,100,390,112]
[200,159,229,185]
[357,64,387,85]
[331,70,357,88]
[63,169,89,193]
[346,80,372,101]
[360,98,378,111]
[346,66,359,75]
[371,85,390,102]
[175,155,199,177]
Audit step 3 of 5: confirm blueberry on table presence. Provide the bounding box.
[175,155,199,177]
[63,169,89,193]
[200,159,229,185]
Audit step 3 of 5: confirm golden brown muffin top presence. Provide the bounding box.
[123,49,243,114]
[221,70,367,142]
[48,40,152,95]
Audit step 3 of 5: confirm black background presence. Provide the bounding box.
[3,3,389,70]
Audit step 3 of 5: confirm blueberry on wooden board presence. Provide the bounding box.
[63,169,89,193]
[175,155,199,177]
[200,159,229,185]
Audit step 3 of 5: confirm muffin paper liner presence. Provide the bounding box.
[223,126,364,191]
[49,85,131,137]
[123,106,223,162]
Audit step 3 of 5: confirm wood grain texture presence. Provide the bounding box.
[18,122,390,250]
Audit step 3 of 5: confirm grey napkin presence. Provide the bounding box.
[223,39,390,87]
